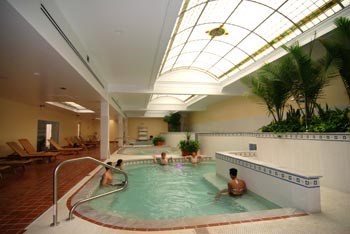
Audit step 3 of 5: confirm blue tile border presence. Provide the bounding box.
[216,153,320,188]
[123,157,213,166]
[198,132,350,142]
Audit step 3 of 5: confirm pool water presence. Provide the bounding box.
[117,146,181,155]
[89,162,280,220]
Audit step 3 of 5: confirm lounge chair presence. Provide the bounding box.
[0,158,41,171]
[79,136,98,148]
[65,137,89,150]
[48,139,83,154]
[6,142,57,162]
[0,165,12,180]
[18,138,59,156]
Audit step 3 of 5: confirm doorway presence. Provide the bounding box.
[37,120,59,151]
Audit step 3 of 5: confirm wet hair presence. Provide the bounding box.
[116,159,123,167]
[229,168,237,177]
[105,161,112,170]
[161,152,166,157]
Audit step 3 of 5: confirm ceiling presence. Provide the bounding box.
[1,0,349,119]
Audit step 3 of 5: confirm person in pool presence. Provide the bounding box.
[100,162,113,186]
[184,152,203,164]
[153,152,173,165]
[115,159,124,171]
[216,168,246,198]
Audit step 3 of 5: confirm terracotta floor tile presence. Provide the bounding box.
[0,144,117,233]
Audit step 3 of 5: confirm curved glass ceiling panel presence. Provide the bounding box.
[159,0,349,80]
[216,24,249,45]
[178,4,205,32]
[255,13,295,43]
[197,0,239,24]
[182,40,209,53]
[192,52,221,69]
[225,48,248,65]
[227,1,273,30]
[172,28,191,48]
[203,40,232,57]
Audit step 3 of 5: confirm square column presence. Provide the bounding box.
[100,100,109,160]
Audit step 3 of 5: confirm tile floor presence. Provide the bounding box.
[0,144,117,234]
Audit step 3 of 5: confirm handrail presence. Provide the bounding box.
[51,157,128,226]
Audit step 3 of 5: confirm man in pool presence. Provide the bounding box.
[216,168,246,198]
[153,152,173,165]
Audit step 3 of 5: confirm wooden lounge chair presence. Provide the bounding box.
[6,142,57,162]
[48,139,83,154]
[0,165,12,180]
[18,138,59,156]
[0,158,40,171]
[79,136,98,148]
[65,137,89,150]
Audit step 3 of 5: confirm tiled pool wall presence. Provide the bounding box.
[195,132,350,193]
[216,152,321,213]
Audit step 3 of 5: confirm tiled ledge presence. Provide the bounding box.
[197,132,350,142]
[67,159,307,231]
[217,152,321,188]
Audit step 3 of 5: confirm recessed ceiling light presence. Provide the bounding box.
[33,72,40,76]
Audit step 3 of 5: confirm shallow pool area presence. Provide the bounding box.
[89,162,279,220]
[67,158,307,231]
[117,145,181,155]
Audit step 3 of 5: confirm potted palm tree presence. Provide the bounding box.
[178,132,200,156]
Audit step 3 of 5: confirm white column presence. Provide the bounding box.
[118,116,124,148]
[124,118,128,145]
[100,100,109,160]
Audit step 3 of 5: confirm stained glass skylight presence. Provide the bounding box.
[158,0,349,81]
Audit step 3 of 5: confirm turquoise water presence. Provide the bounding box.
[89,162,280,220]
[117,146,181,155]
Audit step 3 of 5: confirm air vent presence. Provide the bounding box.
[40,4,104,89]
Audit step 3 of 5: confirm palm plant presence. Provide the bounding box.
[245,59,293,122]
[320,17,350,98]
[282,43,329,124]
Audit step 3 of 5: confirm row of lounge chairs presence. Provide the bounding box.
[0,138,91,179]
[64,136,99,149]
[5,138,86,163]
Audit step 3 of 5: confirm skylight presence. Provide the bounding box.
[151,94,194,102]
[46,101,94,113]
[159,0,349,81]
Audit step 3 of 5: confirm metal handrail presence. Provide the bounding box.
[51,157,128,226]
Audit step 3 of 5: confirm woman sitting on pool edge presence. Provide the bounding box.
[216,168,246,198]
[153,152,173,165]
[100,161,126,187]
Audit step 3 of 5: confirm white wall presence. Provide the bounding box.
[197,133,257,157]
[256,134,350,193]
[199,132,350,193]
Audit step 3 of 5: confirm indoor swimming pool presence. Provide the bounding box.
[67,160,284,231]
[89,162,279,220]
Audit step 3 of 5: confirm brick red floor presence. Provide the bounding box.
[0,144,117,234]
